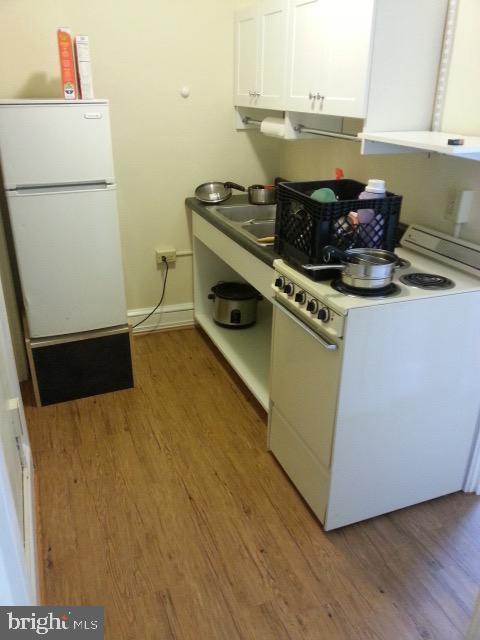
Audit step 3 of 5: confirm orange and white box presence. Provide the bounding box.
[57,28,77,100]
[75,35,94,100]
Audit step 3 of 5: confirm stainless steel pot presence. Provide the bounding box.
[248,184,276,205]
[208,282,263,328]
[195,181,245,204]
[303,246,399,289]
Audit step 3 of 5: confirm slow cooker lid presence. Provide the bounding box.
[211,281,260,300]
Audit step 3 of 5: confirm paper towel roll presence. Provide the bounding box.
[260,116,286,139]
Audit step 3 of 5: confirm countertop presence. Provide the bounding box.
[185,195,279,268]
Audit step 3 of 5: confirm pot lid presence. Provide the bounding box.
[211,282,260,300]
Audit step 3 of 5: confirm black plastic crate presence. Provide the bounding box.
[274,179,402,267]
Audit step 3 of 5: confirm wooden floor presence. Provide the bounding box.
[24,328,480,640]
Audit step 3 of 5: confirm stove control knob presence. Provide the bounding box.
[306,298,318,314]
[295,290,306,304]
[284,283,295,297]
[274,276,285,289]
[317,307,330,322]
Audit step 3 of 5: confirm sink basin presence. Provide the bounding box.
[215,204,276,222]
[242,220,275,241]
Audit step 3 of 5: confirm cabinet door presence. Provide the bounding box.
[256,0,289,110]
[286,0,374,117]
[234,7,259,107]
[285,0,327,113]
[320,0,374,118]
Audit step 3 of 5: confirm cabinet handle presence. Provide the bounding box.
[255,91,261,97]
[309,92,315,100]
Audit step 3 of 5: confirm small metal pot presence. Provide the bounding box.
[208,282,263,328]
[195,181,245,204]
[248,184,276,205]
[303,246,399,289]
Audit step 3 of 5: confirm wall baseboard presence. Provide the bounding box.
[128,302,195,334]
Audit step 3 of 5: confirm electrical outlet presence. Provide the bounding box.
[156,248,176,264]
[446,190,478,224]
[445,192,457,221]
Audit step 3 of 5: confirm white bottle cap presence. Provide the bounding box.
[365,179,386,194]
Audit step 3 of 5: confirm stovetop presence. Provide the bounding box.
[274,226,480,317]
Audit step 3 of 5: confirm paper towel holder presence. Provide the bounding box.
[242,116,262,127]
[242,116,358,141]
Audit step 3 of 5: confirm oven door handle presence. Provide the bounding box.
[272,300,338,351]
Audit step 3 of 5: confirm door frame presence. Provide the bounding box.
[0,271,37,604]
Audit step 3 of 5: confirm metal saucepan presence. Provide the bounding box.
[195,181,245,204]
[303,246,399,289]
[248,184,276,205]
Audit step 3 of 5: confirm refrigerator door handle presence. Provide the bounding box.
[8,182,116,196]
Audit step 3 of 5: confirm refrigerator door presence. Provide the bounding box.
[8,184,127,337]
[0,101,114,188]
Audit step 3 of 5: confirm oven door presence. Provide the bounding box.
[268,301,343,521]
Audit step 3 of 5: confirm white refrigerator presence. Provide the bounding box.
[0,99,133,405]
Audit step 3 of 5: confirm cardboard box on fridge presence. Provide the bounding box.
[57,28,77,100]
[75,35,95,100]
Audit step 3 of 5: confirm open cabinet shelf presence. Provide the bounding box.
[360,131,480,160]
[192,231,273,412]
[195,301,272,411]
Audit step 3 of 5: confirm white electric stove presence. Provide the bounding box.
[268,225,480,530]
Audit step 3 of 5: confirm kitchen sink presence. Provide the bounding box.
[215,204,276,222]
[241,220,275,240]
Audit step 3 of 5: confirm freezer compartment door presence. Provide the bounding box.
[0,102,114,188]
[8,185,128,337]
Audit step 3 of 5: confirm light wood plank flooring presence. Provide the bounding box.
[24,328,480,640]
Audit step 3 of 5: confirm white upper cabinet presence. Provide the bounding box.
[234,0,288,110]
[234,0,449,139]
[257,0,289,109]
[286,0,374,117]
[319,1,374,118]
[285,0,324,113]
[234,7,258,107]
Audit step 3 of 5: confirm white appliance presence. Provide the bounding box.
[0,99,126,337]
[269,225,480,530]
[0,100,132,405]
